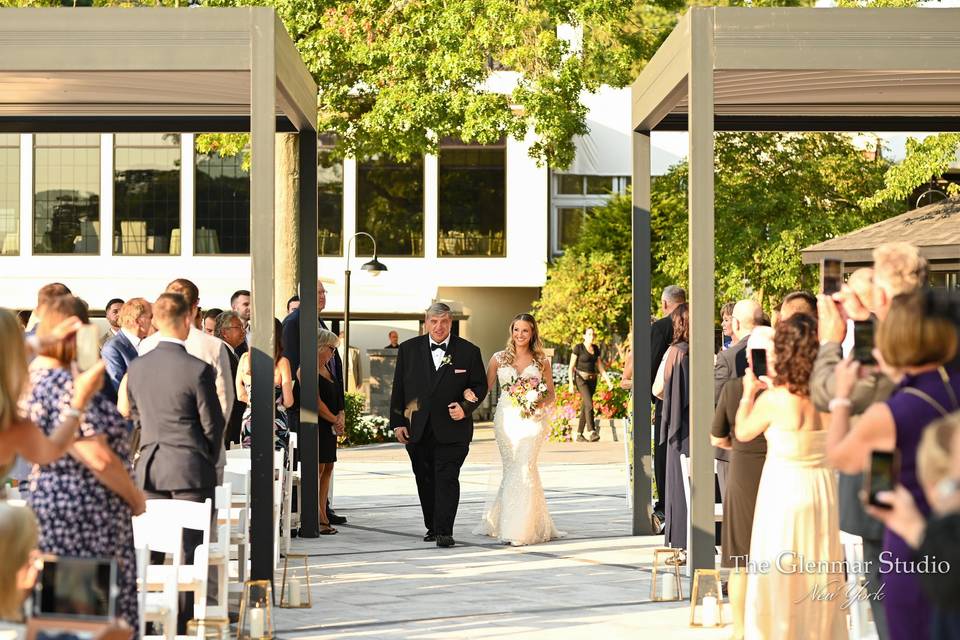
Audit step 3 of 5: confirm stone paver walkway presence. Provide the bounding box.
[274,426,729,639]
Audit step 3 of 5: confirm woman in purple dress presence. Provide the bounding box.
[22,295,146,633]
[828,290,960,640]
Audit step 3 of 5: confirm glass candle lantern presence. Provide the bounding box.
[238,580,274,640]
[279,553,312,609]
[689,569,725,627]
[651,547,684,602]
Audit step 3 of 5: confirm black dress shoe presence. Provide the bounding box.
[327,511,347,525]
[576,434,587,442]
[436,535,456,548]
[587,430,600,442]
[423,532,437,542]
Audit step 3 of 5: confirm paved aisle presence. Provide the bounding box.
[275,431,728,639]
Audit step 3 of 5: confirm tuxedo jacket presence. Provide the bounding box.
[225,347,246,446]
[127,342,225,491]
[390,334,488,444]
[100,330,138,404]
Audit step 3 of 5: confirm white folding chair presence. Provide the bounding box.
[206,483,232,619]
[282,433,300,554]
[841,531,878,639]
[223,469,251,587]
[133,512,181,640]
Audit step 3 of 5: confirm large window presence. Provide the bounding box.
[114,134,181,255]
[34,134,100,255]
[318,135,343,256]
[0,135,17,256]
[356,155,424,257]
[550,173,630,255]
[195,147,249,255]
[438,141,506,257]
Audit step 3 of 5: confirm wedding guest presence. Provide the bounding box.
[714,299,762,501]
[230,290,251,354]
[658,303,689,551]
[650,285,686,531]
[737,313,845,638]
[308,328,344,535]
[567,328,610,442]
[720,302,735,351]
[99,298,124,348]
[100,298,151,404]
[286,295,300,314]
[215,311,247,446]
[125,292,223,634]
[16,310,30,330]
[202,308,223,336]
[710,326,774,640]
[0,308,105,488]
[828,290,959,640]
[385,330,400,349]
[23,295,144,633]
[237,318,293,452]
[778,290,818,322]
[139,278,235,481]
[25,282,70,335]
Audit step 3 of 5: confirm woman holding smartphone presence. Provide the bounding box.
[22,295,144,634]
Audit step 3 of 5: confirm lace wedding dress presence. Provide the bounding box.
[474,355,565,546]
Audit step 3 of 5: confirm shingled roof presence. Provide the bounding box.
[802,197,960,265]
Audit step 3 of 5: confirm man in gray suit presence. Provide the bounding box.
[127,292,224,632]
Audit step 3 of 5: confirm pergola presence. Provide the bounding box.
[630,7,960,576]
[0,7,321,580]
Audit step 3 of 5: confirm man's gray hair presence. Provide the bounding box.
[214,310,241,339]
[661,285,687,305]
[425,302,452,318]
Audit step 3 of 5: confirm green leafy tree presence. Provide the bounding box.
[532,250,632,348]
[651,132,905,312]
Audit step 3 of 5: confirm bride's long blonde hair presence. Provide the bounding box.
[501,313,549,372]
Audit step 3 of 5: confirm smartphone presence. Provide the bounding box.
[853,319,877,365]
[863,450,899,510]
[74,325,100,372]
[821,258,844,295]
[750,348,767,377]
[33,555,117,621]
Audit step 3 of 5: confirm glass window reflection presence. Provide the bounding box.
[0,135,18,256]
[438,142,506,257]
[114,134,181,255]
[195,147,249,255]
[356,155,424,257]
[318,135,343,256]
[33,134,100,255]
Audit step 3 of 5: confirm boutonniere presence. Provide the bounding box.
[440,354,453,368]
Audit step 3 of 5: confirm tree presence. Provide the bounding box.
[651,132,906,312]
[533,251,632,348]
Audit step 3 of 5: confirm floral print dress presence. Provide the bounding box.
[22,366,139,634]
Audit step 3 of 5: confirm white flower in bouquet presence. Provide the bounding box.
[525,389,540,404]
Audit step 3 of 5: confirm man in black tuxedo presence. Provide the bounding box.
[713,299,762,502]
[391,303,487,548]
[126,292,224,632]
[215,310,248,447]
[650,285,686,531]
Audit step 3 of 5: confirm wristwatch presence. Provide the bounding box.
[936,477,960,501]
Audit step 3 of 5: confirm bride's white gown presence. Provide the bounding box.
[474,357,565,546]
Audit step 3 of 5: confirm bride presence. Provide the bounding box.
[470,313,565,546]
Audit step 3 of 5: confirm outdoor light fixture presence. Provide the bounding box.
[344,232,387,390]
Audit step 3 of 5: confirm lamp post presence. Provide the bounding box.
[344,232,387,391]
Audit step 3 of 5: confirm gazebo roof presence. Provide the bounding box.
[801,197,960,265]
[632,7,960,133]
[0,7,317,132]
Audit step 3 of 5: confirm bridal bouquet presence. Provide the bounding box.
[502,375,548,420]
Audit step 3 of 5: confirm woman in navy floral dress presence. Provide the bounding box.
[21,296,145,634]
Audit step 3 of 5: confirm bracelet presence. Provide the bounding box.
[828,398,852,412]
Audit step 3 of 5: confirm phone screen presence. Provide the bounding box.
[864,451,898,509]
[821,258,843,295]
[33,556,116,620]
[853,320,877,365]
[750,348,767,378]
[74,325,100,372]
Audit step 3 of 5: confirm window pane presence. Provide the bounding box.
[0,137,18,256]
[558,174,583,194]
[586,175,614,195]
[558,207,585,249]
[318,144,343,257]
[357,155,423,257]
[438,145,506,257]
[114,134,181,255]
[195,148,249,255]
[34,134,100,255]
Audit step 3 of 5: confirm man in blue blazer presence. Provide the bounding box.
[101,297,152,404]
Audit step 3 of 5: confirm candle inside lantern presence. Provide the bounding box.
[249,605,265,638]
[288,577,302,607]
[662,578,676,600]
[702,595,719,626]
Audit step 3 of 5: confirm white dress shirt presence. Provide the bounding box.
[120,327,142,349]
[430,335,451,370]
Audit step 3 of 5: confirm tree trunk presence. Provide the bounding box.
[275,133,300,319]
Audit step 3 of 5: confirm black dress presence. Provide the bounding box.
[318,373,342,463]
[660,341,689,550]
[711,378,767,567]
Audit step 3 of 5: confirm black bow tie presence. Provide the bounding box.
[431,342,446,352]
